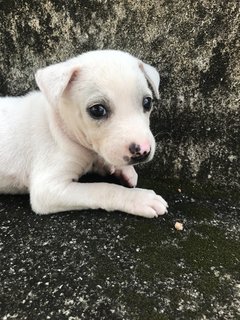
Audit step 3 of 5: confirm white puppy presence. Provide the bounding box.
[0,50,168,218]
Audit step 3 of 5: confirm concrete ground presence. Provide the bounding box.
[1,177,239,320]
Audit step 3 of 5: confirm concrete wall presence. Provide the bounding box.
[0,0,239,188]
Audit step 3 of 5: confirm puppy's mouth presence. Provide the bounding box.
[123,151,151,165]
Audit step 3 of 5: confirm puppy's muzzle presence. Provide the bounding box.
[128,142,151,164]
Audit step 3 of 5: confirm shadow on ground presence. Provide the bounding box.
[0,177,239,320]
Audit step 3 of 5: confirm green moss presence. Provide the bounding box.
[122,292,171,320]
[173,203,215,220]
[181,226,240,272]
[138,176,240,203]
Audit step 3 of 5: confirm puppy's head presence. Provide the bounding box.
[35,50,160,167]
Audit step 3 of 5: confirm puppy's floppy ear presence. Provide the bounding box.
[139,61,160,99]
[35,61,80,107]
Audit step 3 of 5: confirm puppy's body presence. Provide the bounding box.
[0,50,168,218]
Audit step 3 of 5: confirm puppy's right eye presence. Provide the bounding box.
[142,97,153,112]
[88,104,108,119]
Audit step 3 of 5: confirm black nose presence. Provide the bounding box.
[129,143,151,162]
[129,143,141,156]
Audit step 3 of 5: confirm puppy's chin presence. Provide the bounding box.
[123,154,153,166]
[103,152,154,168]
[98,154,127,168]
[126,158,149,166]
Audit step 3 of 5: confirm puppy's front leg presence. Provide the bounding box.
[30,180,168,218]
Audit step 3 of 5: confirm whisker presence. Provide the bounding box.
[154,131,172,139]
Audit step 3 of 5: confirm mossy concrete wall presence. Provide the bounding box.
[0,0,239,188]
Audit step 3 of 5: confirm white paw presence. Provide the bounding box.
[125,188,168,218]
[114,165,138,187]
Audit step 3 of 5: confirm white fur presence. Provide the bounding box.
[0,50,168,218]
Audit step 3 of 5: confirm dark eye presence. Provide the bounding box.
[88,104,108,119]
[142,97,152,112]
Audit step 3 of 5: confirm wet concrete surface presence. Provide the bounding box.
[0,177,240,320]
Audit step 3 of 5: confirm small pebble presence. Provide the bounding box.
[175,222,184,231]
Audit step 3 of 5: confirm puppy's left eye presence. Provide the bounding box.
[142,97,153,112]
[88,104,108,119]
